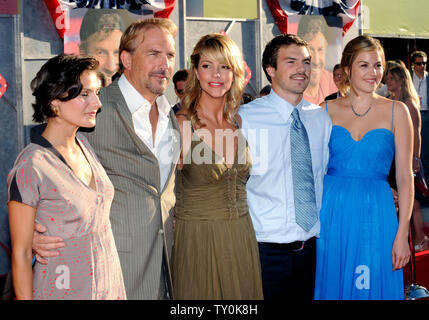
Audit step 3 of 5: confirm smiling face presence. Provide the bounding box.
[347,49,384,94]
[195,54,234,100]
[53,70,102,129]
[265,44,311,100]
[120,26,176,102]
[304,31,327,88]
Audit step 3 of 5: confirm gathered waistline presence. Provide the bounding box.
[327,168,388,181]
[175,211,250,222]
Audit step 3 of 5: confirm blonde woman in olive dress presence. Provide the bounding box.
[172,33,263,299]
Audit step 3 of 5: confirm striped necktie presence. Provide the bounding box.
[290,108,318,232]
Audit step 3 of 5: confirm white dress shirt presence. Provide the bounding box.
[238,90,332,243]
[413,70,428,111]
[118,74,174,190]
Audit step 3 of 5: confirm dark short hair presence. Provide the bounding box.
[31,54,100,123]
[172,69,189,88]
[411,51,427,63]
[242,93,255,104]
[259,84,271,96]
[79,9,125,53]
[262,34,309,83]
[333,64,341,72]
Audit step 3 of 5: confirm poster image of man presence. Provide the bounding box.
[288,15,342,105]
[65,9,140,84]
[79,9,125,83]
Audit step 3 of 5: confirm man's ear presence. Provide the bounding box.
[265,66,276,79]
[120,51,132,71]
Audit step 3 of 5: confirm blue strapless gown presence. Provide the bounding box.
[314,125,404,300]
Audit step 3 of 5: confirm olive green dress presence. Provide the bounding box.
[172,129,263,300]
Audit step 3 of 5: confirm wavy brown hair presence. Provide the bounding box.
[31,54,100,123]
[339,35,386,96]
[182,33,245,128]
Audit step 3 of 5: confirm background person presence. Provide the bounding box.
[172,69,188,114]
[386,60,428,252]
[8,54,126,300]
[324,64,343,101]
[259,84,271,97]
[411,51,429,184]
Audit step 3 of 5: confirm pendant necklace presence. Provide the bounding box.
[350,104,371,117]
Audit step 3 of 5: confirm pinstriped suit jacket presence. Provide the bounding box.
[83,79,180,300]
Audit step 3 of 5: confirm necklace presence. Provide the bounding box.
[351,104,371,117]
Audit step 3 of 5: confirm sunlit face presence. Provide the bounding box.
[266,44,311,97]
[385,71,402,93]
[347,50,384,94]
[305,32,327,87]
[412,56,427,76]
[121,26,176,101]
[86,29,122,81]
[54,70,102,128]
[195,54,234,100]
[333,67,343,89]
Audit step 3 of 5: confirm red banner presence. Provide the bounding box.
[0,74,9,99]
[266,0,360,36]
[43,0,176,40]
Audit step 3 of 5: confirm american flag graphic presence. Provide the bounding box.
[266,0,361,36]
[43,0,176,39]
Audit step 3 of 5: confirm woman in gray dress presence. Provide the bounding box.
[7,54,126,299]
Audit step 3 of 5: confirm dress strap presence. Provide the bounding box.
[391,101,395,131]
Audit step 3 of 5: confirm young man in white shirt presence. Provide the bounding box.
[239,34,332,300]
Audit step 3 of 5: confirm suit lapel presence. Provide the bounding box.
[108,81,158,159]
[160,109,181,195]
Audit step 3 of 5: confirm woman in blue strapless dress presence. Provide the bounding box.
[314,35,414,300]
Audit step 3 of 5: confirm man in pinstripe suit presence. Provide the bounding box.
[32,18,180,300]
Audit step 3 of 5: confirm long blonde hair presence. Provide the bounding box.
[182,33,245,128]
[339,35,386,96]
[387,60,420,108]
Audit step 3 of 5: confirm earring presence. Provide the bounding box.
[52,105,59,116]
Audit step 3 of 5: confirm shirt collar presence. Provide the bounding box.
[30,123,68,166]
[266,89,305,122]
[118,74,171,118]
